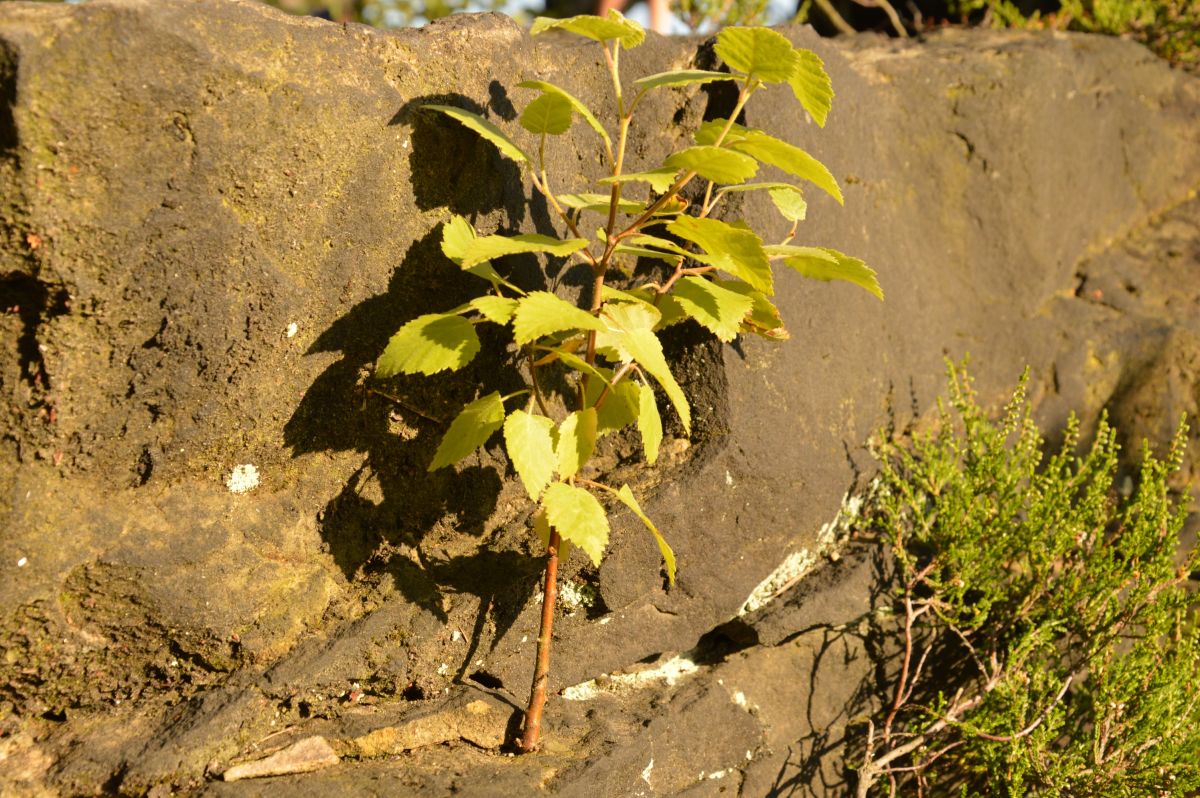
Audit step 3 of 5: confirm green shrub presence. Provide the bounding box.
[854,365,1199,796]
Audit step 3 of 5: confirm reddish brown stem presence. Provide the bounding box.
[520,529,563,752]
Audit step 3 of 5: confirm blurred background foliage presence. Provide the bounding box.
[31,0,1200,68]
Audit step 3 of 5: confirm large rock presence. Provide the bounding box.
[0,0,1197,793]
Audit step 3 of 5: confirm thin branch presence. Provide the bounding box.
[974,674,1073,742]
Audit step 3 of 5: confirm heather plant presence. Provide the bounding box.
[375,13,879,751]
[854,365,1199,795]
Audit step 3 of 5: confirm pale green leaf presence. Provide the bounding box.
[626,233,689,256]
[585,371,640,435]
[469,295,518,324]
[441,216,526,294]
[615,484,675,584]
[558,192,646,215]
[635,69,737,91]
[789,48,833,128]
[601,303,690,432]
[429,392,506,470]
[513,291,607,346]
[460,233,590,269]
[533,508,572,562]
[598,168,679,194]
[504,410,557,500]
[425,105,530,165]
[716,182,807,222]
[545,345,612,384]
[520,92,574,136]
[714,26,799,83]
[556,408,598,480]
[671,275,755,342]
[637,382,663,465]
[530,10,645,49]
[377,313,480,377]
[667,215,773,296]
[612,242,684,266]
[717,123,842,204]
[694,118,749,148]
[542,482,610,567]
[781,247,883,300]
[716,279,789,340]
[665,146,758,185]
[518,80,610,149]
[595,300,661,362]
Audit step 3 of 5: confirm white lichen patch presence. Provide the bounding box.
[558,581,598,615]
[641,758,654,785]
[737,489,866,616]
[226,464,260,494]
[286,322,299,338]
[561,655,700,701]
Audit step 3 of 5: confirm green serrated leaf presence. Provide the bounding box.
[601,303,690,433]
[789,48,833,128]
[504,410,557,500]
[665,146,758,185]
[425,105,530,165]
[612,242,684,267]
[469,295,518,324]
[710,123,841,204]
[635,69,738,91]
[616,484,675,584]
[667,215,773,296]
[627,233,689,255]
[559,192,646,215]
[716,279,788,339]
[586,371,640,435]
[671,276,755,342]
[533,508,573,562]
[530,10,645,49]
[694,118,749,148]
[556,408,598,480]
[518,80,611,149]
[545,345,612,384]
[716,182,807,222]
[520,92,574,136]
[714,26,800,84]
[513,291,608,346]
[377,313,481,377]
[441,216,527,295]
[782,247,883,300]
[542,482,610,567]
[460,233,590,269]
[637,382,663,465]
[598,168,679,194]
[429,392,506,470]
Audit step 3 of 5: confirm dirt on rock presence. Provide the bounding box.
[0,1,1198,795]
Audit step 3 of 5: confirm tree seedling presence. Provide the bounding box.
[376,12,880,752]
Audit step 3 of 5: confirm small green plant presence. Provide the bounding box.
[375,12,878,752]
[854,365,1199,795]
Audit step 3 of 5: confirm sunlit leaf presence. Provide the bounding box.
[615,484,675,584]
[601,303,690,432]
[504,410,557,500]
[425,105,530,165]
[558,192,647,215]
[667,215,773,296]
[635,69,737,91]
[460,233,590,269]
[665,146,758,185]
[780,247,883,300]
[714,123,842,204]
[598,168,679,193]
[518,80,611,149]
[377,313,480,377]
[429,392,506,470]
[585,370,640,435]
[717,182,807,222]
[513,291,607,345]
[556,408,598,480]
[441,216,527,294]
[714,26,799,83]
[469,295,518,324]
[533,507,573,562]
[671,276,755,342]
[520,92,574,136]
[789,48,834,128]
[717,279,789,339]
[637,382,663,464]
[530,10,645,49]
[542,482,610,567]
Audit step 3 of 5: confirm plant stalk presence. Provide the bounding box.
[520,528,563,752]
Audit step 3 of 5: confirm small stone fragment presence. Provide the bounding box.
[222,736,339,782]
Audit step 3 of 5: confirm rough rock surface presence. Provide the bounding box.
[0,0,1197,795]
